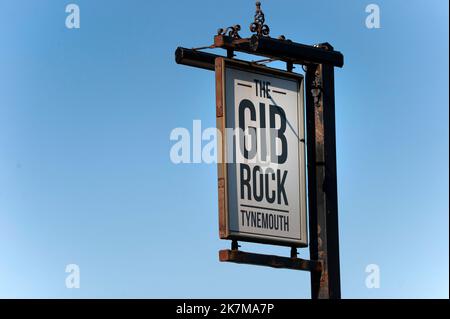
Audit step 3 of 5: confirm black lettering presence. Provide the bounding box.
[239,99,257,160]
[253,166,264,202]
[240,164,252,200]
[265,168,276,203]
[259,102,267,162]
[269,105,288,164]
[277,169,288,205]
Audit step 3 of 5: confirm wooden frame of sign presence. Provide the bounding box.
[215,57,308,248]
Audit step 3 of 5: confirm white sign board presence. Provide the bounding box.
[216,58,307,247]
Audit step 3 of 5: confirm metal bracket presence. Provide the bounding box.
[290,247,298,259]
[231,240,240,251]
[217,25,242,39]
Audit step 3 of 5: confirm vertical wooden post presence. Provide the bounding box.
[306,55,341,299]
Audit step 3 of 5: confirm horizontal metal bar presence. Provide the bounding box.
[219,249,322,272]
[175,47,221,71]
[250,36,344,67]
[214,35,344,68]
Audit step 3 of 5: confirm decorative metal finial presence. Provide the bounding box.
[250,1,270,37]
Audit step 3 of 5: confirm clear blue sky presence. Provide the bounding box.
[0,0,448,298]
